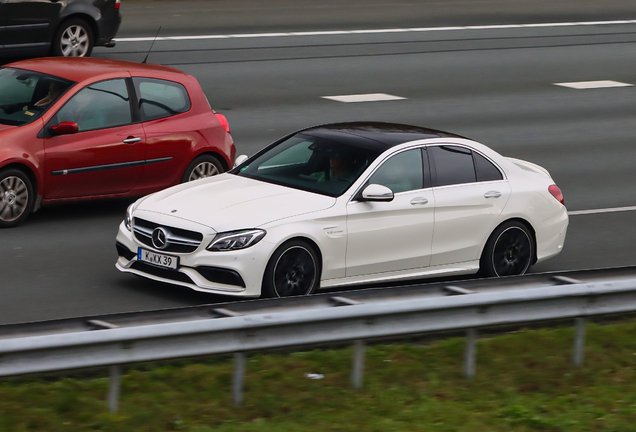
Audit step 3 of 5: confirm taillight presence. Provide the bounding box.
[548,185,564,205]
[215,113,231,134]
[115,0,120,9]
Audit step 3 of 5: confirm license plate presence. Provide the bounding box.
[138,248,179,270]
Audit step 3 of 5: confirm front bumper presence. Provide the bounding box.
[115,221,269,297]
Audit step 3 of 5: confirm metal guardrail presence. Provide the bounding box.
[2,269,636,412]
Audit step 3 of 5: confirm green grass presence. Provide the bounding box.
[1,320,636,431]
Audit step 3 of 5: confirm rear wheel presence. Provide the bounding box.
[53,18,94,57]
[0,169,34,228]
[480,221,534,277]
[262,240,321,298]
[181,155,224,182]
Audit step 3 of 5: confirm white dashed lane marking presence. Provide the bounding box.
[321,93,406,103]
[554,81,633,89]
[568,206,636,216]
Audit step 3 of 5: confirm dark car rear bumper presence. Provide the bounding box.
[95,12,122,46]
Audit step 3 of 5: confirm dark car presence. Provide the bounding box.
[0,0,121,58]
[0,57,236,227]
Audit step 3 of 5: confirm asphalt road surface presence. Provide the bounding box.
[2,0,636,324]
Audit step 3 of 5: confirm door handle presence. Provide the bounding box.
[484,191,502,199]
[410,197,429,205]
[123,137,142,144]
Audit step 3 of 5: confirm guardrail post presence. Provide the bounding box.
[233,352,246,406]
[107,365,122,413]
[573,317,587,366]
[464,328,478,378]
[351,339,366,389]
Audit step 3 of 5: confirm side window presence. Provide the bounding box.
[430,145,476,187]
[368,148,424,193]
[56,79,131,132]
[473,152,503,181]
[133,78,191,122]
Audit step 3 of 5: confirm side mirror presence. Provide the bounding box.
[51,121,78,135]
[234,154,248,167]
[360,184,394,202]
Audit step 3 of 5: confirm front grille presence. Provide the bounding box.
[130,261,194,284]
[133,217,203,253]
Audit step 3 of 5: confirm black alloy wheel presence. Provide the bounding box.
[263,240,321,298]
[480,221,534,277]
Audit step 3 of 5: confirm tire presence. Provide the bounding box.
[52,18,94,57]
[480,221,534,277]
[0,169,34,228]
[181,155,224,183]
[262,240,321,298]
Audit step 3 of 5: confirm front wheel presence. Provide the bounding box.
[480,221,534,277]
[262,240,321,298]
[0,169,34,228]
[181,155,224,182]
[52,18,94,57]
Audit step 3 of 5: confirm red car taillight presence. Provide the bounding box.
[215,113,231,134]
[549,185,564,205]
[115,0,120,9]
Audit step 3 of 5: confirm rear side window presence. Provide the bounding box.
[473,152,503,181]
[133,77,191,122]
[430,145,476,186]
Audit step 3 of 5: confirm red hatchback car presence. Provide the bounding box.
[0,57,235,227]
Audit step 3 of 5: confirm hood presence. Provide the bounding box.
[136,173,337,232]
[0,124,17,133]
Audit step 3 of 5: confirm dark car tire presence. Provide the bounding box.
[0,169,34,228]
[181,154,224,183]
[262,239,321,298]
[480,221,534,277]
[52,18,94,57]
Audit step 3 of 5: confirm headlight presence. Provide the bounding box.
[124,204,134,232]
[207,229,266,251]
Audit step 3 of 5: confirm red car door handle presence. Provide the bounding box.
[123,137,142,144]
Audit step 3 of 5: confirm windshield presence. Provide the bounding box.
[0,68,75,126]
[234,133,382,197]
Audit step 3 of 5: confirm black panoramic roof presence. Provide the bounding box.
[300,122,466,152]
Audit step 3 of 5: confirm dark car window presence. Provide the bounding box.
[430,145,477,187]
[367,148,424,193]
[473,151,503,182]
[236,133,382,197]
[133,78,191,122]
[0,67,74,126]
[56,79,131,132]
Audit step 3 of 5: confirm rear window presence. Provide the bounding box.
[133,77,191,122]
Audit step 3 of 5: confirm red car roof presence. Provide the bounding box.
[4,57,190,82]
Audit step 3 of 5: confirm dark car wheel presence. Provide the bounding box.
[262,240,321,298]
[0,169,34,228]
[53,18,94,57]
[181,155,224,182]
[480,221,534,277]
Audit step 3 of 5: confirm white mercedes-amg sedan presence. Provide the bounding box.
[116,123,568,298]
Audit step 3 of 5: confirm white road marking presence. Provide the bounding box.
[322,93,406,103]
[568,206,636,216]
[554,80,633,89]
[115,19,636,42]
